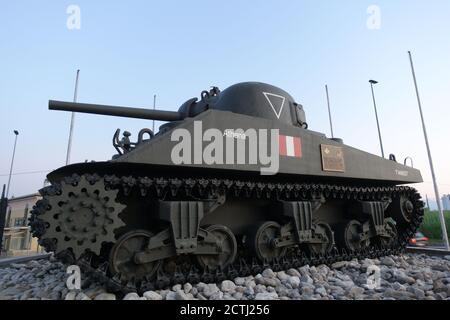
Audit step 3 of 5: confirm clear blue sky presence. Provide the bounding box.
[1,1,450,208]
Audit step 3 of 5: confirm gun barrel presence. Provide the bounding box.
[49,100,184,122]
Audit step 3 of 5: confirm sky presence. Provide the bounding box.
[1,1,450,209]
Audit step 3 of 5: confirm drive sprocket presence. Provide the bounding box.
[37,175,126,259]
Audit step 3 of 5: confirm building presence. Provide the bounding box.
[443,195,450,211]
[1,193,43,257]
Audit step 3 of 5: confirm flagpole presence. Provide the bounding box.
[152,94,156,133]
[66,69,80,165]
[408,51,449,250]
[325,85,334,138]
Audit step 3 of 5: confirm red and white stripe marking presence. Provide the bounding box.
[279,135,302,158]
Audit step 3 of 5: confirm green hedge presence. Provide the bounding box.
[419,209,450,240]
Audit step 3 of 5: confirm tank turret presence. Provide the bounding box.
[213,82,308,128]
[49,82,308,128]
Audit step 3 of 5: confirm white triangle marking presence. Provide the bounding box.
[263,92,286,119]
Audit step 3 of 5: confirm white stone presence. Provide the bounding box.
[196,282,208,292]
[203,284,219,298]
[172,284,182,291]
[165,291,177,300]
[94,293,116,300]
[220,280,236,293]
[262,269,276,279]
[255,292,278,300]
[64,291,77,300]
[76,292,91,300]
[209,291,224,300]
[197,293,207,300]
[315,286,327,296]
[159,290,170,299]
[348,286,365,299]
[123,292,140,300]
[233,292,243,299]
[276,271,289,281]
[234,277,246,286]
[287,276,301,288]
[175,290,191,300]
[413,288,425,299]
[244,287,255,296]
[286,268,301,278]
[84,287,107,299]
[183,283,193,294]
[380,257,396,267]
[254,284,267,294]
[331,261,348,269]
[143,291,163,300]
[300,274,314,285]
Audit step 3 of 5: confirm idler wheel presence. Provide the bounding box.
[247,221,287,262]
[386,196,414,226]
[307,222,334,255]
[197,225,237,271]
[337,220,370,252]
[109,230,162,283]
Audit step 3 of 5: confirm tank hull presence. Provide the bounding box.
[50,109,421,185]
[30,83,424,293]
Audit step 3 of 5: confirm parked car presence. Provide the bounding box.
[409,232,429,247]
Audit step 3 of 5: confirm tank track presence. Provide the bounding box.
[29,174,424,294]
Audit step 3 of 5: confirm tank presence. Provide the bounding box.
[29,82,424,292]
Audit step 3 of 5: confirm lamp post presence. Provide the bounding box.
[0,184,8,255]
[369,80,385,158]
[6,130,19,198]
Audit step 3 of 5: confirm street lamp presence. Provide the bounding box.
[369,80,385,158]
[6,130,19,198]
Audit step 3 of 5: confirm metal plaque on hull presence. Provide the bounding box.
[321,144,345,172]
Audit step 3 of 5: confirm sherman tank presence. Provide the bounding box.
[29,82,424,292]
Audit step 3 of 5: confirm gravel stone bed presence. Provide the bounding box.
[1,254,449,300]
